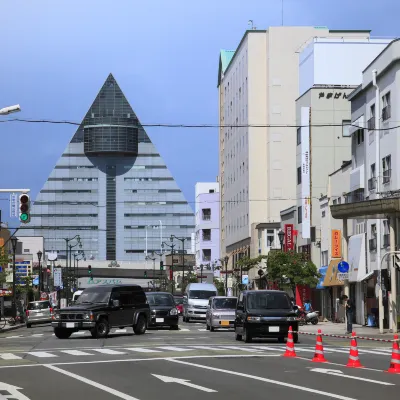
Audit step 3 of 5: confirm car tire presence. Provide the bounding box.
[243,328,252,343]
[170,325,179,330]
[91,318,110,339]
[206,323,210,331]
[133,315,146,335]
[235,333,243,341]
[26,323,32,329]
[54,328,72,339]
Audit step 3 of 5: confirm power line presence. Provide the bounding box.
[0,118,399,131]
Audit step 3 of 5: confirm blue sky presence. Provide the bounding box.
[1,0,399,224]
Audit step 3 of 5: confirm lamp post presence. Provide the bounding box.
[224,255,229,296]
[162,240,176,294]
[200,264,204,283]
[145,252,157,291]
[63,235,82,304]
[278,229,285,251]
[37,250,43,293]
[10,237,18,319]
[170,235,187,291]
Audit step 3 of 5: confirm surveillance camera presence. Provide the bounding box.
[0,104,21,115]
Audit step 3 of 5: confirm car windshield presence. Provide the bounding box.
[174,297,183,305]
[146,294,174,306]
[213,298,237,309]
[247,292,291,310]
[28,301,50,310]
[189,290,216,300]
[75,290,111,304]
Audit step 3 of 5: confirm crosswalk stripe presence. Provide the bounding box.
[71,331,87,336]
[91,349,126,355]
[32,334,44,337]
[197,329,207,332]
[61,350,93,356]
[221,346,262,353]
[27,351,58,358]
[0,353,23,360]
[158,346,191,352]
[113,329,127,333]
[179,328,190,332]
[189,346,229,351]
[125,347,162,353]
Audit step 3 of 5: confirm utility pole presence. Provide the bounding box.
[170,235,187,292]
[162,239,176,294]
[10,237,18,319]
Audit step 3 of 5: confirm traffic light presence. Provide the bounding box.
[160,261,164,271]
[19,194,30,223]
[144,271,148,278]
[88,265,92,276]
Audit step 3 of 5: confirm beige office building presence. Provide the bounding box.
[217,27,374,283]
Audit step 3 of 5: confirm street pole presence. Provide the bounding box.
[153,258,155,291]
[65,239,69,303]
[37,250,42,294]
[200,264,203,283]
[224,256,229,296]
[10,237,18,319]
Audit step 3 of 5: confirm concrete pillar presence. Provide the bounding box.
[343,218,349,297]
[390,217,398,333]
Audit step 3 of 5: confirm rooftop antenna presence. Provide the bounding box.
[248,20,256,30]
[281,0,284,26]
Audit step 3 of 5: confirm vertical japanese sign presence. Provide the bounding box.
[10,193,17,218]
[284,224,294,252]
[331,230,342,258]
[301,107,311,239]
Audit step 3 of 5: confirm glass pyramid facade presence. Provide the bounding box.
[20,74,194,262]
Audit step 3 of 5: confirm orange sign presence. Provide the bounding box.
[331,230,341,258]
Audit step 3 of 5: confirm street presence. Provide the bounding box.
[0,320,398,399]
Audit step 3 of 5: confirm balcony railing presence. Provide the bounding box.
[202,255,211,262]
[369,238,377,251]
[383,234,390,248]
[368,116,375,131]
[382,105,391,121]
[202,214,211,221]
[368,178,376,191]
[202,234,211,241]
[345,191,365,203]
[383,169,391,184]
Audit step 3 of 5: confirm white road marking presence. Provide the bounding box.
[158,346,192,352]
[113,329,127,333]
[197,329,207,332]
[31,334,44,337]
[152,374,217,393]
[46,365,141,400]
[61,350,93,356]
[27,351,58,358]
[0,382,31,400]
[310,368,394,385]
[5,335,23,339]
[189,346,229,351]
[179,328,190,332]
[92,349,126,355]
[0,353,23,360]
[125,347,162,353]
[169,359,357,400]
[222,346,262,353]
[71,331,87,336]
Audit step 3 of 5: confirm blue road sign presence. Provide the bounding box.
[338,261,349,273]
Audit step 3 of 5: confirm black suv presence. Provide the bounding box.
[234,290,299,343]
[52,285,150,339]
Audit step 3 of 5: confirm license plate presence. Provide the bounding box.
[156,318,164,323]
[221,320,230,326]
[269,326,280,332]
[36,313,43,317]
[66,322,75,328]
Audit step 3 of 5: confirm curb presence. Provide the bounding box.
[0,324,25,334]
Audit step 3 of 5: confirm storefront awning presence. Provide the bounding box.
[359,270,375,282]
[316,266,328,289]
[323,259,344,287]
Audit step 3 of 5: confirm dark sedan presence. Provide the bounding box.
[146,292,179,330]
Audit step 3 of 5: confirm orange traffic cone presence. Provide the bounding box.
[283,326,297,358]
[386,334,400,374]
[346,332,363,368]
[312,329,327,362]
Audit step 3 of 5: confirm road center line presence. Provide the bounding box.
[167,359,357,400]
[297,357,383,372]
[45,365,140,399]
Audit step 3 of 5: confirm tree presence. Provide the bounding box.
[213,279,225,295]
[266,251,320,296]
[235,255,268,291]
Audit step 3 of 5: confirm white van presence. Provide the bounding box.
[182,283,218,322]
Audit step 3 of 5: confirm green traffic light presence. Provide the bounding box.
[20,213,29,222]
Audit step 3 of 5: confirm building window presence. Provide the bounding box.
[202,229,211,241]
[383,220,390,247]
[382,155,391,184]
[356,129,364,145]
[202,208,211,221]
[322,210,326,218]
[369,224,377,251]
[382,92,391,121]
[296,128,301,145]
[368,163,376,191]
[297,206,302,224]
[267,229,275,247]
[368,104,375,131]
[333,199,337,205]
[202,249,211,262]
[297,167,301,185]
[342,120,351,137]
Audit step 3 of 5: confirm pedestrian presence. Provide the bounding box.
[342,295,354,334]
[304,299,312,312]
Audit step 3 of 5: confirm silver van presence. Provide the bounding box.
[206,296,237,331]
[26,300,53,328]
[182,283,217,322]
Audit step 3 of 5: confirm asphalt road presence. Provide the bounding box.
[0,319,398,399]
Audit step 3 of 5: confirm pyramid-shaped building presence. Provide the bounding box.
[21,74,194,262]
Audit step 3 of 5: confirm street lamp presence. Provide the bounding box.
[162,240,176,294]
[170,235,187,292]
[200,264,204,283]
[37,250,43,293]
[10,237,18,319]
[0,104,21,115]
[145,252,157,291]
[63,235,82,303]
[278,230,285,251]
[224,255,229,296]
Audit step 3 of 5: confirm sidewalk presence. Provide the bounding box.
[0,322,25,333]
[299,321,396,338]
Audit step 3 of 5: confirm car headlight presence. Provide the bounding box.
[83,312,94,321]
[287,316,298,321]
[170,308,178,316]
[212,313,220,319]
[151,309,156,315]
[52,313,60,320]
[247,316,261,322]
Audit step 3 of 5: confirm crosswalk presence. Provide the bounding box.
[0,344,394,361]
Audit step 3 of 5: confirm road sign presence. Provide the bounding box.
[152,374,217,392]
[53,268,62,287]
[242,275,249,285]
[338,261,349,273]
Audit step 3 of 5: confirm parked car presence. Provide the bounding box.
[26,300,53,328]
[206,296,237,331]
[182,283,218,322]
[51,285,150,339]
[173,295,183,315]
[146,292,179,329]
[234,290,299,343]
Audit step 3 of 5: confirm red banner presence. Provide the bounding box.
[295,285,311,308]
[284,224,294,252]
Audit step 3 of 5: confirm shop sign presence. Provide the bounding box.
[331,230,342,258]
